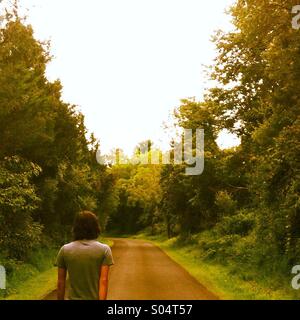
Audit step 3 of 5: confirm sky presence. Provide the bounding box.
[15,0,239,155]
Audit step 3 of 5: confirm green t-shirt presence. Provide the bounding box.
[56,240,114,300]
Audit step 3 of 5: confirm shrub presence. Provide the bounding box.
[215,191,237,217]
[199,234,241,262]
[216,210,256,237]
[4,221,43,260]
[0,157,42,260]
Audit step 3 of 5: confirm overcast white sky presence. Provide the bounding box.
[15,0,239,154]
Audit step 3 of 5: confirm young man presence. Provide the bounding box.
[56,211,114,300]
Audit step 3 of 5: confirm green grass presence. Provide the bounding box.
[5,267,57,300]
[2,237,114,300]
[133,233,299,300]
[1,246,57,300]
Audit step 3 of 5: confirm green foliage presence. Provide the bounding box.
[215,191,237,217]
[199,234,241,262]
[0,246,57,298]
[0,156,42,259]
[216,210,255,237]
[208,0,300,263]
[107,159,162,234]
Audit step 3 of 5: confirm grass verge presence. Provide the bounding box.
[6,267,57,300]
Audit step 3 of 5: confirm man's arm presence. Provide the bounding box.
[57,268,67,300]
[99,265,110,300]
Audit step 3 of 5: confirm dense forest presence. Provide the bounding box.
[0,0,300,297]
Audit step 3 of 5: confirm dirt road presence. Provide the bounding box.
[44,238,218,300]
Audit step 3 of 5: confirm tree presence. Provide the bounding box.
[209,0,300,262]
[0,5,112,252]
[0,156,42,260]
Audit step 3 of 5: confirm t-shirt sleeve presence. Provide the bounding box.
[102,245,114,266]
[55,246,67,269]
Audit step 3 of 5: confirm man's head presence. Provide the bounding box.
[73,211,101,241]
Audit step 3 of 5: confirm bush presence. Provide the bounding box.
[216,210,256,237]
[0,157,42,260]
[2,220,43,260]
[199,234,241,262]
[215,191,237,217]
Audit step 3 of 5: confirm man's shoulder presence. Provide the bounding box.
[61,241,76,251]
[93,241,110,251]
[61,240,110,251]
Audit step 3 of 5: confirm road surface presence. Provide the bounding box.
[44,238,218,300]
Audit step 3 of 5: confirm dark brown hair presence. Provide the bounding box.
[73,211,101,241]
